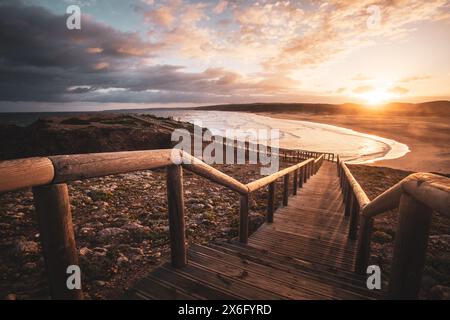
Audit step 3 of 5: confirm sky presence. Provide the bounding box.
[0,0,449,111]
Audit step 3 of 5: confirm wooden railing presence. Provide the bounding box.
[337,156,450,299]
[0,147,325,300]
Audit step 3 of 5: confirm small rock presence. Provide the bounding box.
[15,239,39,255]
[80,227,96,236]
[190,203,205,211]
[79,247,93,256]
[430,285,450,300]
[94,280,106,287]
[97,228,129,242]
[117,254,129,266]
[122,222,148,231]
[13,212,25,218]
[92,247,108,256]
[84,222,104,229]
[421,275,437,290]
[4,293,16,300]
[159,226,170,233]
[372,230,392,244]
[23,262,37,271]
[202,219,216,226]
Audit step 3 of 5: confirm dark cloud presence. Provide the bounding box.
[0,2,266,105]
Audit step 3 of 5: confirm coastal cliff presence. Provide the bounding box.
[0,114,194,160]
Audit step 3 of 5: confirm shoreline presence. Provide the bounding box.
[140,109,409,167]
[253,111,450,174]
[243,112,408,165]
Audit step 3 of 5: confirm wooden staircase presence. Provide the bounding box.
[127,162,381,300]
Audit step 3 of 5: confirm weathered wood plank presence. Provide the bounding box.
[166,165,187,268]
[33,183,82,300]
[50,150,173,183]
[0,157,54,193]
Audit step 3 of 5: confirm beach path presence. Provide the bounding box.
[127,162,382,300]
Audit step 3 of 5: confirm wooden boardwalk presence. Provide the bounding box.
[128,162,380,300]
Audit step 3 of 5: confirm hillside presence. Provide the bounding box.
[0,114,195,160]
[193,101,450,116]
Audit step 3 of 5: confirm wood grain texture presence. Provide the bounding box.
[50,149,173,183]
[33,183,82,300]
[388,193,432,299]
[0,157,54,193]
[166,165,187,268]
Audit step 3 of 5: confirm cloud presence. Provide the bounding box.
[259,0,449,72]
[389,86,409,95]
[351,73,372,81]
[213,0,228,14]
[352,86,374,94]
[138,0,447,76]
[399,75,431,83]
[0,2,305,105]
[144,6,175,28]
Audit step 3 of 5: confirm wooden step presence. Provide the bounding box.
[210,242,383,299]
[189,244,373,300]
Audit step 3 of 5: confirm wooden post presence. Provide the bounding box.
[348,195,360,240]
[303,165,307,184]
[234,139,238,164]
[223,141,227,164]
[166,165,187,268]
[343,179,349,205]
[388,193,433,299]
[299,167,303,188]
[355,216,373,274]
[245,141,249,164]
[337,157,340,176]
[308,162,312,178]
[33,183,83,300]
[293,169,298,195]
[239,194,249,243]
[283,174,289,206]
[305,163,309,180]
[345,187,353,217]
[267,182,276,223]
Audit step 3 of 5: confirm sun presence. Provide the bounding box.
[359,89,392,106]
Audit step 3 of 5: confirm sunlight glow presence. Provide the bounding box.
[358,89,394,106]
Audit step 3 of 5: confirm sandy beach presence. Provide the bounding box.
[256,112,450,174]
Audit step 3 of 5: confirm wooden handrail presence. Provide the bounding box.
[0,157,55,193]
[180,151,249,195]
[337,156,450,299]
[338,159,370,208]
[246,158,314,192]
[50,150,173,183]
